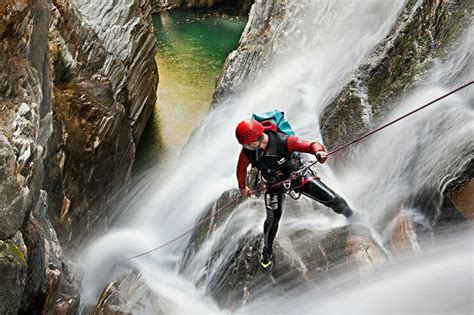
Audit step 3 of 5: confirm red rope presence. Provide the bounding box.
[327,81,473,156]
[127,190,258,259]
[294,81,474,175]
[128,81,472,259]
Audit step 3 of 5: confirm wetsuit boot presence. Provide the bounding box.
[260,247,274,271]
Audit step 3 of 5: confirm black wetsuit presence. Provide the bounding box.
[242,131,354,254]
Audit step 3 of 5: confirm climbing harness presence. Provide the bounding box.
[127,81,473,260]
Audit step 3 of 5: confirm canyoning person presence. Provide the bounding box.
[235,117,355,271]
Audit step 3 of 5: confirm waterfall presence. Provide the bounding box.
[79,1,473,312]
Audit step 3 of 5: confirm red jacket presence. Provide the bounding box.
[236,124,325,189]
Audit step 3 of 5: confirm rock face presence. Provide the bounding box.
[45,0,158,249]
[448,178,474,223]
[319,0,472,149]
[386,208,422,256]
[1,0,158,313]
[212,0,288,104]
[0,0,51,242]
[20,190,80,314]
[178,190,386,309]
[0,0,54,313]
[0,235,27,315]
[91,271,166,314]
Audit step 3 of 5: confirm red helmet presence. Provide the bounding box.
[235,119,263,144]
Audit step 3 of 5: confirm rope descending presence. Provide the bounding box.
[128,81,473,259]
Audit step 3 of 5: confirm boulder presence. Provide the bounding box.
[92,271,165,314]
[181,189,387,309]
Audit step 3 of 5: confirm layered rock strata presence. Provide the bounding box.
[1,0,158,313]
[46,0,158,249]
[0,0,78,313]
[212,0,290,104]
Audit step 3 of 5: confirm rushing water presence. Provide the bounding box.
[80,1,473,312]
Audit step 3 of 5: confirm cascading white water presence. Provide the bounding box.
[243,231,474,314]
[80,0,473,312]
[241,22,474,314]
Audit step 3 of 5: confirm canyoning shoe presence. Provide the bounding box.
[260,248,274,271]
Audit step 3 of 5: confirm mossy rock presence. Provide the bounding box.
[0,240,27,267]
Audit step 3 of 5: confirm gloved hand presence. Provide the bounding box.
[315,151,328,163]
[240,186,251,197]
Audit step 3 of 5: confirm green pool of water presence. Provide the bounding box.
[150,8,247,152]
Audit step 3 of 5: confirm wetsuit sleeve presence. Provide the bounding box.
[287,136,326,154]
[236,150,250,189]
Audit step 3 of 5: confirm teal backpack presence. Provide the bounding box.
[251,110,295,136]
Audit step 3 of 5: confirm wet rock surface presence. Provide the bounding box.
[1,0,158,313]
[386,208,422,256]
[179,192,387,309]
[20,190,80,314]
[320,0,472,149]
[91,271,166,314]
[0,0,54,313]
[0,235,28,315]
[448,178,474,223]
[204,224,386,309]
[212,0,290,104]
[180,189,243,271]
[46,0,158,250]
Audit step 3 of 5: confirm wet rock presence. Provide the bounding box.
[0,236,28,315]
[213,0,291,104]
[181,189,243,271]
[20,190,80,314]
[204,224,387,309]
[45,0,158,250]
[92,271,165,314]
[386,208,422,256]
[381,184,471,252]
[0,133,29,239]
[320,0,472,149]
[448,178,474,223]
[181,190,387,309]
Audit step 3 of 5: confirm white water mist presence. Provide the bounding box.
[79,1,473,312]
